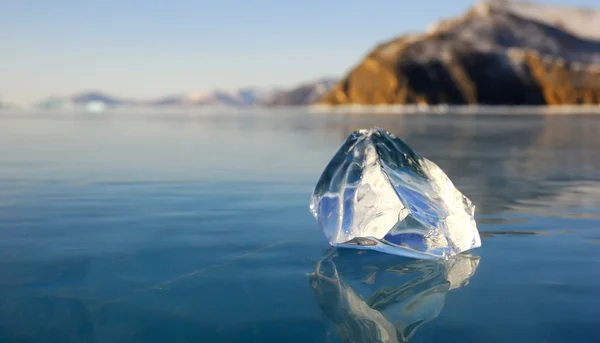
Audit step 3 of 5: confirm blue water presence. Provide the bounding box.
[0,110,599,342]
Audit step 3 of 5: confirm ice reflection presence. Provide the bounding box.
[309,250,479,342]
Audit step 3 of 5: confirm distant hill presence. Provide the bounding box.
[34,88,278,109]
[34,91,131,111]
[32,81,338,109]
[265,78,338,106]
[146,88,278,107]
[146,95,186,106]
[71,91,127,106]
[320,1,600,106]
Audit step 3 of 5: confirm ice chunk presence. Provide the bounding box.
[309,127,481,259]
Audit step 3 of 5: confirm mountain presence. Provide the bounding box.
[502,1,600,41]
[146,95,186,106]
[34,91,131,111]
[235,87,279,105]
[34,89,278,109]
[320,1,600,106]
[32,82,334,109]
[71,91,130,106]
[265,78,337,106]
[147,88,278,107]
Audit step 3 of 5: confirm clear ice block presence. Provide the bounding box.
[309,127,481,259]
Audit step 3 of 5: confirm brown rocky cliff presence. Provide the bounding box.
[319,2,600,106]
[524,52,600,104]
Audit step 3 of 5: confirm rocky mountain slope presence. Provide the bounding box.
[320,1,600,106]
[265,78,337,106]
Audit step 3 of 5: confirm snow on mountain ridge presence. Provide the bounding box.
[499,1,600,41]
[265,77,338,106]
[393,1,600,66]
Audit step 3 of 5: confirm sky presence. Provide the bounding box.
[1,0,598,105]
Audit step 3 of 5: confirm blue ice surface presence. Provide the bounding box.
[0,112,599,343]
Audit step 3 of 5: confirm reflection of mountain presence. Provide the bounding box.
[309,250,479,343]
[183,111,600,217]
[504,180,600,219]
[294,114,600,215]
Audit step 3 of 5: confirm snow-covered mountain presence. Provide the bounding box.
[34,88,279,109]
[146,88,279,107]
[31,81,338,109]
[35,91,131,110]
[321,1,600,106]
[264,78,338,106]
[71,91,128,106]
[500,1,600,41]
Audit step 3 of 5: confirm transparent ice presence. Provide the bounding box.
[309,250,480,342]
[309,127,481,259]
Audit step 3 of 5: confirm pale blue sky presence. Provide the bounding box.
[0,0,597,104]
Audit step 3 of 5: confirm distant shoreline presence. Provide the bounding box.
[306,104,600,115]
[4,104,600,116]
